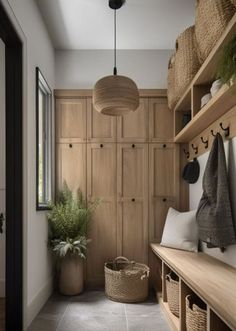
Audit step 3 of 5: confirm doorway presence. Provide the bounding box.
[0,3,23,330]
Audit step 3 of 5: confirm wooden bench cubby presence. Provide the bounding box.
[151,244,236,331]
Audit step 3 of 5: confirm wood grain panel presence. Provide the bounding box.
[117,98,148,142]
[149,143,177,243]
[120,200,147,263]
[54,89,167,98]
[87,98,116,142]
[56,143,86,196]
[86,143,117,286]
[150,143,175,197]
[56,98,87,143]
[117,143,148,263]
[149,98,174,142]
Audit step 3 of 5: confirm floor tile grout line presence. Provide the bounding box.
[124,304,129,331]
[55,297,71,331]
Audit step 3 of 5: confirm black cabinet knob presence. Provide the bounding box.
[132,198,135,202]
[132,144,135,148]
[69,144,73,148]
[163,198,167,202]
[100,144,103,148]
[163,144,166,148]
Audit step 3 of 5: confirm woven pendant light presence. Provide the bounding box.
[93,0,139,116]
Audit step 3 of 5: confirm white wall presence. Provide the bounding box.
[0,38,6,298]
[2,0,55,328]
[55,49,172,89]
[190,138,236,267]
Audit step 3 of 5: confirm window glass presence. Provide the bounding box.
[36,67,52,210]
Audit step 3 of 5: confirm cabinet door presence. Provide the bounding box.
[149,143,178,242]
[149,98,173,142]
[117,143,148,263]
[56,143,86,197]
[117,98,149,142]
[56,98,87,143]
[86,143,117,286]
[87,98,116,142]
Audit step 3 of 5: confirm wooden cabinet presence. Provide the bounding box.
[117,98,149,142]
[117,143,148,263]
[56,143,87,196]
[56,98,87,143]
[87,98,116,142]
[149,143,178,242]
[149,98,173,142]
[86,143,117,286]
[55,91,182,288]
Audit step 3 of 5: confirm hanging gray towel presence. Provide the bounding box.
[196,133,236,249]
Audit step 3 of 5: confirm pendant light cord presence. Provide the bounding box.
[113,9,117,75]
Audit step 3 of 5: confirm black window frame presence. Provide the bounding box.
[36,67,53,210]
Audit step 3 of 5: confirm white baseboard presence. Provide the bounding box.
[27,276,54,328]
[0,279,5,297]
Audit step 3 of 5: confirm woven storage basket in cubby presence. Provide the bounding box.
[166,272,180,317]
[186,294,207,331]
[195,0,235,64]
[175,26,200,101]
[105,257,149,303]
[167,54,178,110]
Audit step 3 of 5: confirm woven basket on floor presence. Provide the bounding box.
[195,0,235,64]
[105,257,149,303]
[175,26,200,101]
[166,273,179,317]
[186,295,207,331]
[167,54,178,110]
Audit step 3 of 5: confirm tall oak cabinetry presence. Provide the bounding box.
[55,90,180,287]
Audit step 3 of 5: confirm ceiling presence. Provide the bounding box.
[36,0,195,50]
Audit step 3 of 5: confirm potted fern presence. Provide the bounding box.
[47,183,99,295]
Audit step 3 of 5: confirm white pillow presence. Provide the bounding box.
[160,208,198,252]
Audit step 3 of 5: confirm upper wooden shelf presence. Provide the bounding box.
[174,83,236,143]
[151,243,236,331]
[174,13,236,113]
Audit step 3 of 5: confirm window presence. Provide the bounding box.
[36,67,52,210]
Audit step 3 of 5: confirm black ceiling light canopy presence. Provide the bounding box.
[109,0,125,10]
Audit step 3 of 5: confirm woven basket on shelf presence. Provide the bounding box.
[175,26,200,101]
[195,0,235,64]
[166,272,180,317]
[186,295,207,331]
[105,257,149,303]
[167,54,178,110]
[231,0,236,5]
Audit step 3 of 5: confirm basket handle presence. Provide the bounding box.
[113,256,130,264]
[113,256,135,271]
[141,270,150,280]
[166,274,171,282]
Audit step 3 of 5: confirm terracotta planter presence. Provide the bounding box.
[59,255,84,295]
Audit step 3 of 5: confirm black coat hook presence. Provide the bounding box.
[191,144,198,155]
[211,129,217,137]
[183,149,189,159]
[220,123,230,137]
[201,136,208,149]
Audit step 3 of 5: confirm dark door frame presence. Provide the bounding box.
[0,3,23,330]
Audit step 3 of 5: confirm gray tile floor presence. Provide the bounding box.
[28,291,171,331]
